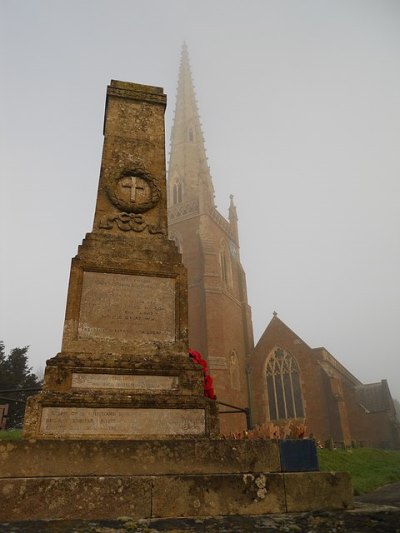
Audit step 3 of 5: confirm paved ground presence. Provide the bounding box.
[355,481,400,508]
[1,483,399,533]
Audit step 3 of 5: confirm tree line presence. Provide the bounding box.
[0,341,41,428]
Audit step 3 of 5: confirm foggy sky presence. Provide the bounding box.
[1,0,400,400]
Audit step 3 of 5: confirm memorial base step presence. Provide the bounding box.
[0,472,352,521]
[0,439,352,521]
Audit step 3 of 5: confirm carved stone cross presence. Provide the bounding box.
[121,176,145,203]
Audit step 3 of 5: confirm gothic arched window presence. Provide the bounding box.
[173,181,183,204]
[266,348,304,421]
[221,251,228,283]
[220,247,232,289]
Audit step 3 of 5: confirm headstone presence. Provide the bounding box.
[23,81,219,439]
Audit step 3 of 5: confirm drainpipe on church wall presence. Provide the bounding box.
[245,359,254,429]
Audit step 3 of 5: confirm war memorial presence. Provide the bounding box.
[0,81,352,521]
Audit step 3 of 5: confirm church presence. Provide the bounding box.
[167,45,400,448]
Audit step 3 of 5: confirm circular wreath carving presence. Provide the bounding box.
[105,167,161,214]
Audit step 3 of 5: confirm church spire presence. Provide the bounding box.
[167,44,215,213]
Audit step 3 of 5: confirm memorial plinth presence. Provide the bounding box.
[0,439,352,521]
[23,81,218,440]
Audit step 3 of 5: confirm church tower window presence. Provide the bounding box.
[266,348,304,420]
[173,181,183,204]
[220,248,233,291]
[221,251,228,284]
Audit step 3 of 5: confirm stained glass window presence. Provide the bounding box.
[266,348,304,420]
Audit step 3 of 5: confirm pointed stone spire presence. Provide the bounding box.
[228,194,239,244]
[168,43,215,214]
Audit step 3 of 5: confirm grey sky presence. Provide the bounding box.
[1,0,400,400]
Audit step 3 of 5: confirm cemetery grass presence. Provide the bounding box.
[0,429,21,440]
[318,447,400,494]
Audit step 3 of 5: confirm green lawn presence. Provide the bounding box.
[318,447,400,495]
[0,429,22,440]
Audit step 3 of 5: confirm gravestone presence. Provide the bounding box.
[23,81,218,439]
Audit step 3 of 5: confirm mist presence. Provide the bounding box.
[1,0,399,400]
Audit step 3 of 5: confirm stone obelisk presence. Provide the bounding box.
[23,81,219,439]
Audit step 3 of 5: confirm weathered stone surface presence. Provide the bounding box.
[42,353,204,395]
[59,81,188,358]
[0,476,151,521]
[284,471,353,512]
[40,407,205,437]
[152,473,285,516]
[0,444,352,520]
[77,272,176,343]
[71,373,179,391]
[61,231,188,358]
[0,439,281,477]
[1,436,352,520]
[0,472,286,521]
[23,392,219,440]
[21,80,222,441]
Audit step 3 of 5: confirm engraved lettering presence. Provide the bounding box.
[71,373,179,391]
[40,407,205,436]
[77,272,175,342]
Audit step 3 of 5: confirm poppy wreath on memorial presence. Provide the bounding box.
[188,348,217,400]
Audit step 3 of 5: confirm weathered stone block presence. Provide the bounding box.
[0,476,151,521]
[152,473,286,517]
[0,439,281,477]
[284,471,353,512]
[23,392,219,440]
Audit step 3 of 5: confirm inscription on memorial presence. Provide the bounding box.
[40,407,205,436]
[71,373,179,390]
[78,272,175,342]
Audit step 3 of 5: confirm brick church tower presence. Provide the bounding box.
[167,45,254,434]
